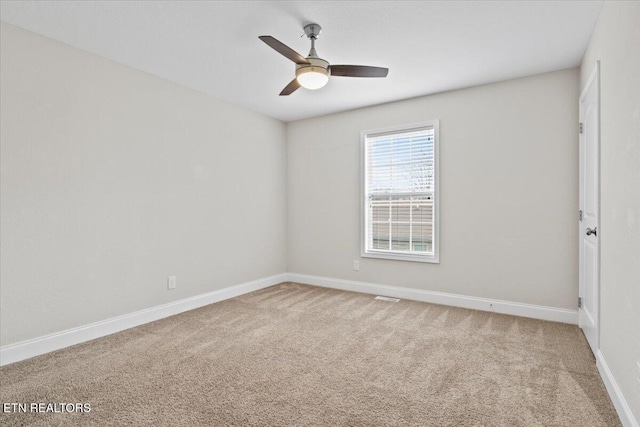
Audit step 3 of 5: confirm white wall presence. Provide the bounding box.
[580,1,640,422]
[287,69,579,309]
[0,22,287,346]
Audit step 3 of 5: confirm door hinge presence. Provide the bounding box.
[579,122,583,134]
[579,210,583,221]
[578,297,582,308]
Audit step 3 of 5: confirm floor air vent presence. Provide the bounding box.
[374,296,400,302]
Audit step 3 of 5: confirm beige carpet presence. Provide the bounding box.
[0,283,620,426]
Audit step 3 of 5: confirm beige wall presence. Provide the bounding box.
[580,1,640,421]
[287,69,579,309]
[0,23,287,346]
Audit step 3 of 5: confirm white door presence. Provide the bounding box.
[578,62,600,355]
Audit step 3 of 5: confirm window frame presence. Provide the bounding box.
[360,120,440,263]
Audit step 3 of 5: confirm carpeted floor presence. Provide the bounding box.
[0,282,620,426]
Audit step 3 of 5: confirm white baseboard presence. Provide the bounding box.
[0,272,579,367]
[286,273,578,324]
[597,350,639,427]
[0,273,287,367]
[3,272,634,426]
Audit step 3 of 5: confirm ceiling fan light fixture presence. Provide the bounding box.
[296,66,329,90]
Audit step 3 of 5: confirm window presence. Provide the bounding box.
[361,121,439,263]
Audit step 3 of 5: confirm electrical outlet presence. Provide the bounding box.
[353,260,360,271]
[167,276,176,290]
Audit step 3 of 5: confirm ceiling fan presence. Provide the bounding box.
[259,23,389,96]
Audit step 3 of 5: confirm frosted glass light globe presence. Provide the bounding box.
[296,67,329,90]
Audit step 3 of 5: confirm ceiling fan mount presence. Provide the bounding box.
[259,23,388,96]
[303,23,322,40]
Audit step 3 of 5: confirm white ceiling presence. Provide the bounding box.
[0,1,602,122]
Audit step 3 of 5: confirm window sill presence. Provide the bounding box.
[361,251,439,264]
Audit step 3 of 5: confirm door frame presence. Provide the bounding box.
[578,61,600,352]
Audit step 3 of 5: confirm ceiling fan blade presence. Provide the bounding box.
[279,78,301,96]
[259,36,310,65]
[330,65,389,78]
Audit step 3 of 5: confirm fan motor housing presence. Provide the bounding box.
[295,57,330,76]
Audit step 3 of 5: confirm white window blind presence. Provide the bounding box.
[362,122,439,262]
